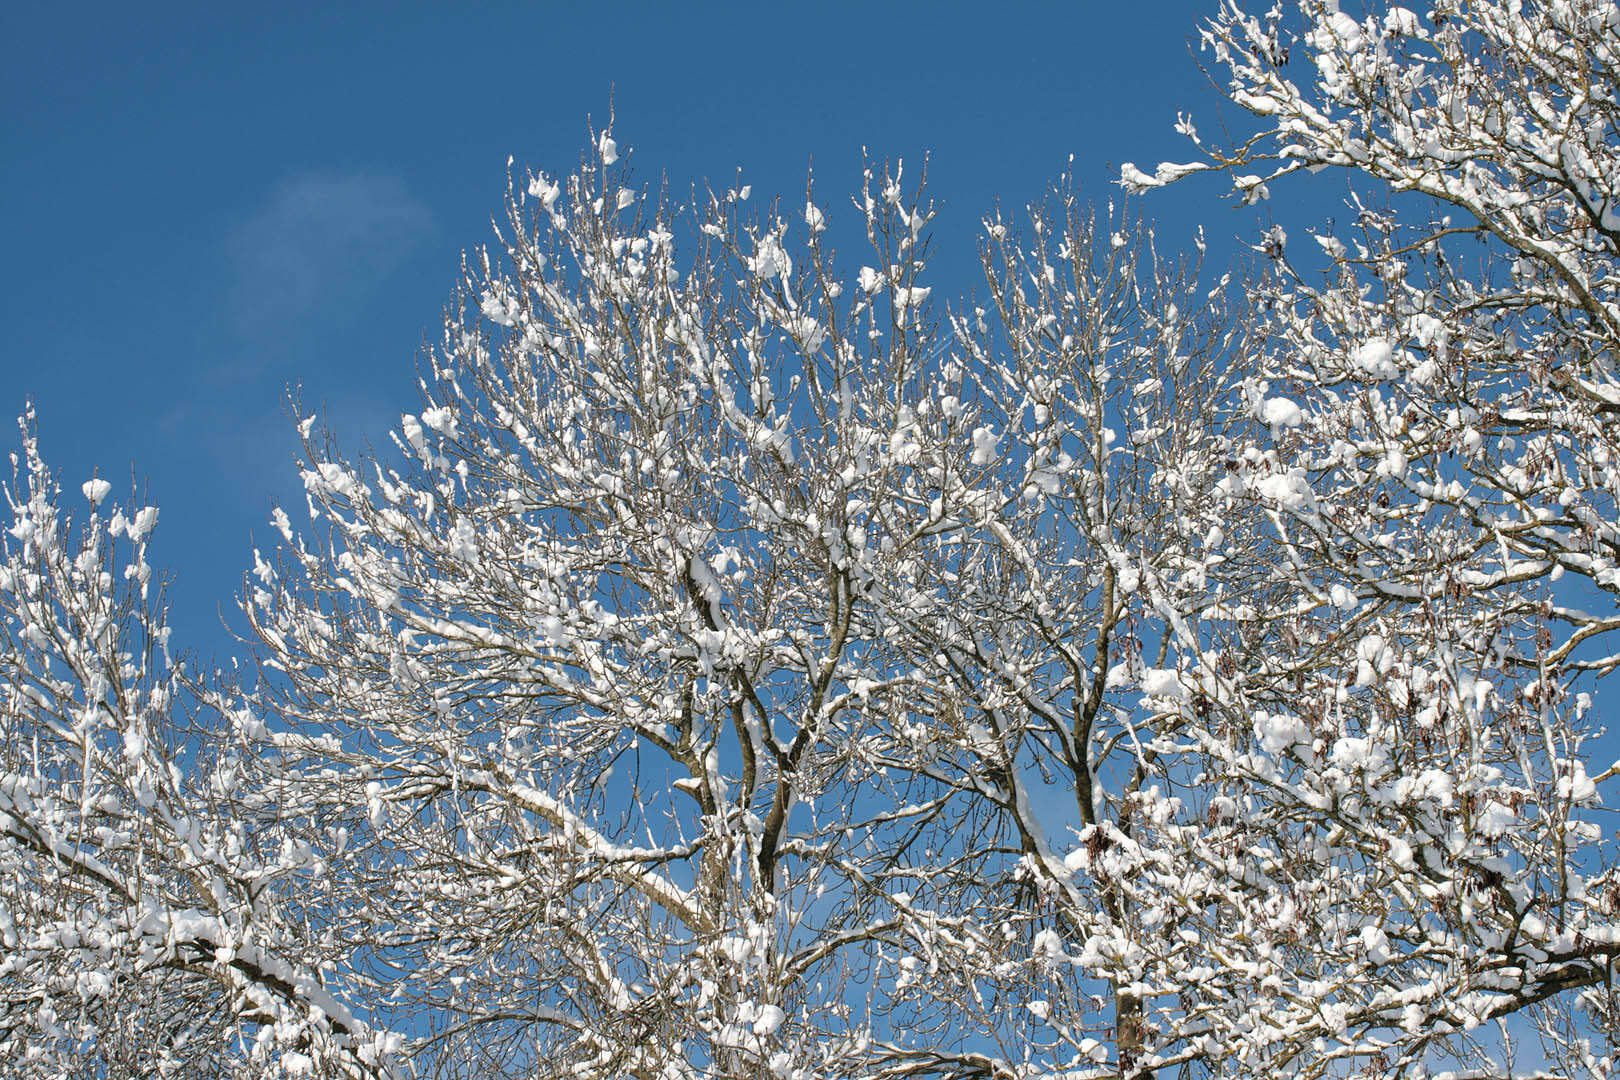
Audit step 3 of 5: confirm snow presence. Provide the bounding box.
[752,1003,786,1036]
[1384,7,1420,36]
[751,235,792,280]
[1260,396,1304,429]
[1254,470,1312,509]
[1328,11,1365,51]
[1255,712,1311,755]
[1476,800,1517,837]
[1358,925,1392,964]
[1558,760,1598,804]
[421,406,459,438]
[1119,163,1160,191]
[1330,736,1387,773]
[81,478,111,506]
[1352,338,1398,378]
[528,173,561,209]
[400,413,426,454]
[280,1051,315,1076]
[127,506,159,542]
[1139,667,1188,700]
[1119,160,1209,192]
[481,285,519,327]
[893,285,930,310]
[970,426,1000,465]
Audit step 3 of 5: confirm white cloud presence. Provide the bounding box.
[228,171,433,336]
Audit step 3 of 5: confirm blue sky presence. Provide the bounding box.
[3,0,1246,654]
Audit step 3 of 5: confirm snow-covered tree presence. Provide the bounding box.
[0,415,399,1077]
[1118,0,1620,1074]
[6,3,1620,1078]
[233,143,1264,1079]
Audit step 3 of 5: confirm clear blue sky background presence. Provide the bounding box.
[3,1,1258,656]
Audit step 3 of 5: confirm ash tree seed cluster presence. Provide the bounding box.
[4,3,1620,1078]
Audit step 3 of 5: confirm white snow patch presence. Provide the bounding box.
[82,478,112,506]
[1352,338,1398,378]
[1140,668,1189,700]
[970,426,1000,465]
[1260,397,1304,429]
